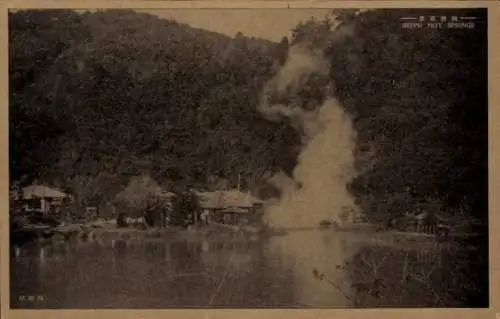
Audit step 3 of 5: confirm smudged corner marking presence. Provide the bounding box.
[19,295,45,302]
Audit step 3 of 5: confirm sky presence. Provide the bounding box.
[136,9,332,42]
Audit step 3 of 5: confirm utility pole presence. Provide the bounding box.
[237,173,241,192]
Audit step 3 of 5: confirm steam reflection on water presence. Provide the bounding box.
[11,229,358,308]
[266,230,355,307]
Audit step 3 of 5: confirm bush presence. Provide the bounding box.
[170,189,200,228]
[116,212,128,228]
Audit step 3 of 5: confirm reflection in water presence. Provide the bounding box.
[267,230,354,307]
[10,230,473,308]
[345,244,479,307]
[12,230,356,308]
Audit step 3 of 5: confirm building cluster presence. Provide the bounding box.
[11,183,265,227]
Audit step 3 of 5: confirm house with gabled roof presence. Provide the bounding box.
[18,184,72,215]
[195,189,264,225]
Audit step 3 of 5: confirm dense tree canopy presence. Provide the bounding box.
[9,9,298,203]
[289,9,487,227]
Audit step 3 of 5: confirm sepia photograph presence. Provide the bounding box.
[8,7,489,309]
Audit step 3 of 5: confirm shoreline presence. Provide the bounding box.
[11,222,264,247]
[10,220,470,252]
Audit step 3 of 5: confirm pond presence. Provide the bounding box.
[10,229,484,308]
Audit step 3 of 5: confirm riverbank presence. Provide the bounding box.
[11,220,266,247]
[343,234,479,307]
[305,227,479,307]
[12,218,470,250]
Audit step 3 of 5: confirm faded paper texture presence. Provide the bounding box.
[1,1,499,319]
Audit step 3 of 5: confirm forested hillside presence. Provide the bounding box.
[10,9,487,229]
[10,9,297,204]
[290,9,487,227]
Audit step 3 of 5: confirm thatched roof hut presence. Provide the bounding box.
[195,190,262,210]
[21,184,72,200]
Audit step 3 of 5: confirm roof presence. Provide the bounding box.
[157,190,175,198]
[114,183,174,203]
[220,207,251,214]
[410,211,442,221]
[22,185,71,199]
[223,190,254,208]
[195,190,262,209]
[413,212,426,220]
[196,191,224,209]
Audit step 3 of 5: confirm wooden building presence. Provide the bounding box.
[196,189,263,226]
[17,184,72,216]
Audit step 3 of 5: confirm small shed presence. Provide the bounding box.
[414,211,441,233]
[20,184,72,215]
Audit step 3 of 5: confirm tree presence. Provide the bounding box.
[170,189,200,228]
[114,174,162,226]
[291,10,488,305]
[10,9,297,201]
[290,8,486,227]
[9,10,91,184]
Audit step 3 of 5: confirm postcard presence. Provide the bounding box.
[3,2,498,319]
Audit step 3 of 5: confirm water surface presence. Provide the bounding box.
[10,229,478,308]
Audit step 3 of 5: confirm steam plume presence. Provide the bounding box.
[259,45,357,229]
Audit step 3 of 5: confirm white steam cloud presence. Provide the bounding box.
[259,45,357,229]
